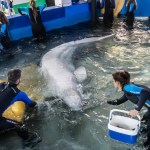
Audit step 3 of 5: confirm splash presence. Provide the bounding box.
[41,35,114,110]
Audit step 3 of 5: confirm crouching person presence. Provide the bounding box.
[0,69,41,148]
[107,70,150,149]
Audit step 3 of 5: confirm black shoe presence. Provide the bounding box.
[23,132,42,148]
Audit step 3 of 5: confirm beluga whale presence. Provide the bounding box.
[41,34,114,110]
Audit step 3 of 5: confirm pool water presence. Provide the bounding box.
[0,18,150,150]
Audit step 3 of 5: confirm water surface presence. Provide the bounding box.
[0,18,150,150]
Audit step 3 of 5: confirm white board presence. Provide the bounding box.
[13,0,37,5]
[55,0,72,7]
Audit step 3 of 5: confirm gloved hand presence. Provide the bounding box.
[107,99,118,105]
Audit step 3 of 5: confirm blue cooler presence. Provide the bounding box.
[108,109,141,144]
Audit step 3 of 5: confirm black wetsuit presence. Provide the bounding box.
[18,5,46,41]
[0,82,36,140]
[108,83,150,145]
[29,7,46,40]
[103,0,115,28]
[108,83,150,111]
[126,2,136,28]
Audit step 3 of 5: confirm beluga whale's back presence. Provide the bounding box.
[41,35,114,110]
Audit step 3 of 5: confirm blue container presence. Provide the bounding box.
[109,129,138,144]
[108,109,141,144]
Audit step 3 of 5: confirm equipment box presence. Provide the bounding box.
[108,109,141,144]
[55,0,72,7]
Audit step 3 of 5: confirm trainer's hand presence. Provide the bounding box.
[107,100,118,105]
[129,109,139,117]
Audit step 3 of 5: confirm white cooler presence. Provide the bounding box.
[108,109,141,144]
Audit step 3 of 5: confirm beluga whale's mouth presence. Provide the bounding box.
[41,34,114,110]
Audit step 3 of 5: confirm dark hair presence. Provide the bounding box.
[30,0,36,9]
[112,70,130,87]
[7,69,21,84]
[0,11,9,24]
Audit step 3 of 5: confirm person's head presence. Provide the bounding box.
[112,70,130,91]
[0,11,9,24]
[7,69,21,85]
[30,0,36,8]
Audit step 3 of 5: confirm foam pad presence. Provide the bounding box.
[2,101,26,123]
[0,80,4,83]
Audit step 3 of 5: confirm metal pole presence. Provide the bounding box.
[6,0,11,16]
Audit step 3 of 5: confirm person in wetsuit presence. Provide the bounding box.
[97,0,105,9]
[0,11,11,52]
[96,0,105,18]
[125,0,137,28]
[0,69,41,148]
[107,70,150,148]
[18,0,46,42]
[103,0,115,28]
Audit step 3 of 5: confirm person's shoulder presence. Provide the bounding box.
[124,83,136,91]
[0,82,7,90]
[124,83,144,94]
[18,91,28,97]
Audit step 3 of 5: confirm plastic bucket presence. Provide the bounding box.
[108,109,141,144]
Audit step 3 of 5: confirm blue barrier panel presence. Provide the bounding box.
[8,26,32,41]
[8,3,91,41]
[41,6,65,22]
[136,0,150,17]
[64,3,91,26]
[43,3,91,31]
[8,14,31,30]
[120,0,150,17]
[65,2,90,17]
